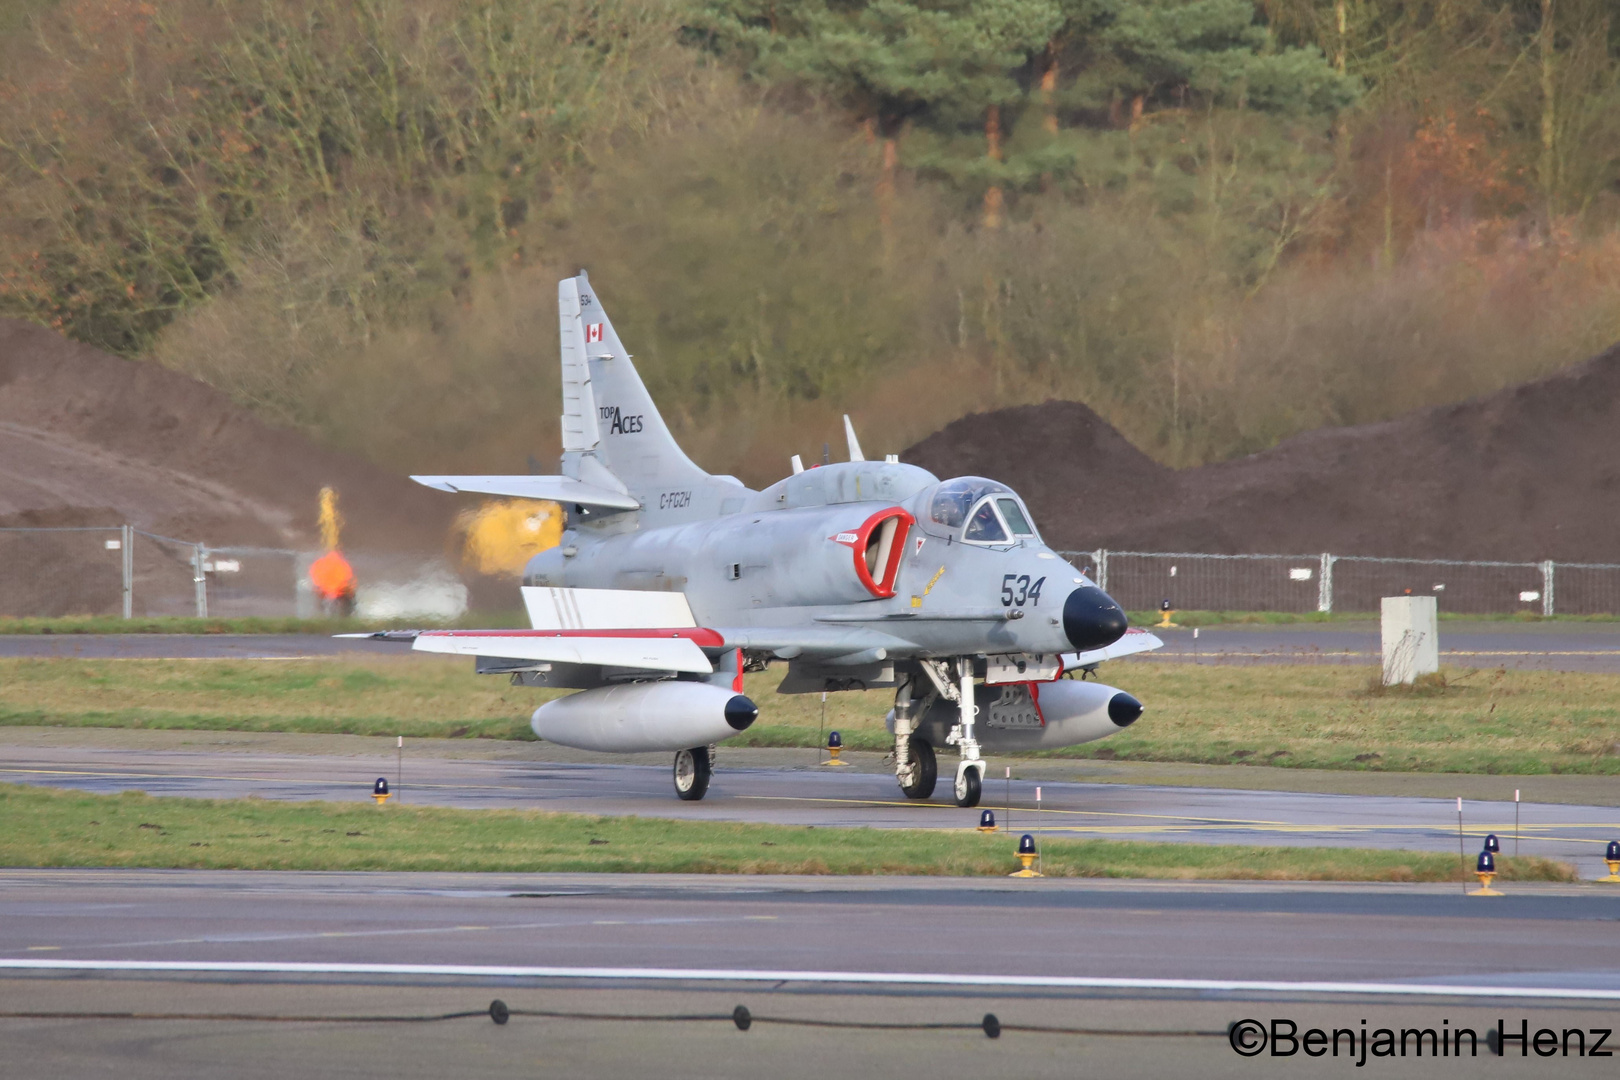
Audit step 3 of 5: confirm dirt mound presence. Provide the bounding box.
[0,319,456,551]
[903,343,1620,562]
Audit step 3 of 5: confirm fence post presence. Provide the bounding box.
[121,525,134,619]
[192,544,209,618]
[1093,549,1108,592]
[1542,560,1555,617]
[1317,553,1335,613]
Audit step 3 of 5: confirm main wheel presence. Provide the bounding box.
[953,764,982,808]
[673,746,711,801]
[899,737,937,800]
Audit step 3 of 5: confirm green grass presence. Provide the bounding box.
[0,613,529,635]
[0,783,1575,881]
[1040,664,1620,776]
[0,655,540,740]
[5,656,1620,776]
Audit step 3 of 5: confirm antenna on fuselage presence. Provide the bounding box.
[843,415,865,462]
[790,454,804,475]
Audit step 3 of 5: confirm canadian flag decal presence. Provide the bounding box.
[586,323,604,343]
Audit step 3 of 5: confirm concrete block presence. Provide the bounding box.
[1381,596,1439,685]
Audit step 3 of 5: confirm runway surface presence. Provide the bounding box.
[1144,622,1620,672]
[4,871,1620,1078]
[4,869,1619,990]
[3,621,1620,670]
[7,740,1620,876]
[0,633,402,659]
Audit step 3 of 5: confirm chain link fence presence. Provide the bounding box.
[5,525,1615,618]
[0,527,470,619]
[0,527,301,618]
[1062,550,1620,616]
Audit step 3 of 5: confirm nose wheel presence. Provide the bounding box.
[953,761,983,807]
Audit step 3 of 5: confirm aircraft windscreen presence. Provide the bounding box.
[964,501,1008,543]
[928,477,1012,528]
[997,498,1035,537]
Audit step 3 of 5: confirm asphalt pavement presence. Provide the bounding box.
[0,633,403,659]
[3,871,1619,1078]
[1139,621,1620,672]
[5,738,1620,876]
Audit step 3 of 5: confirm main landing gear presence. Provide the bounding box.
[673,745,714,801]
[898,736,936,799]
[892,659,985,808]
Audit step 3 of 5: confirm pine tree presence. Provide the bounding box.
[688,0,1062,232]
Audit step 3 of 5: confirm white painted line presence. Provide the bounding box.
[0,959,1615,1001]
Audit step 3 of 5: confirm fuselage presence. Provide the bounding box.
[523,460,1123,660]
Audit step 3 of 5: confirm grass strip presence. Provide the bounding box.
[0,655,539,740]
[5,656,1620,776]
[0,784,1576,881]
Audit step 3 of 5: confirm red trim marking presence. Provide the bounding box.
[849,507,914,599]
[1021,682,1048,726]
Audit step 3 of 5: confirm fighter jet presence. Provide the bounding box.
[400,271,1160,806]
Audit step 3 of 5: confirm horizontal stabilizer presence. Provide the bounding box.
[523,587,696,631]
[412,630,713,673]
[410,475,640,510]
[1065,628,1164,669]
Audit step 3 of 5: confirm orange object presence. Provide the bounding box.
[309,549,356,601]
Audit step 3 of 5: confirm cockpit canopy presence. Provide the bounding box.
[926,477,1039,545]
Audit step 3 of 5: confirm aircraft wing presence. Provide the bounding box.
[410,629,715,673]
[410,474,641,510]
[709,626,920,660]
[1064,628,1164,669]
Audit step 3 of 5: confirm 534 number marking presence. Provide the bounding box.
[1001,574,1045,608]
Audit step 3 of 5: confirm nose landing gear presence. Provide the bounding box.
[894,660,986,807]
[949,656,985,807]
[953,763,982,808]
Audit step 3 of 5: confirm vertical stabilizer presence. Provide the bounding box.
[557,272,750,525]
[558,278,600,452]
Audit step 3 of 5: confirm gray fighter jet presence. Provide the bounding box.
[402,271,1159,806]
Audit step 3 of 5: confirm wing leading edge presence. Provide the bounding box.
[409,475,640,510]
[411,629,716,673]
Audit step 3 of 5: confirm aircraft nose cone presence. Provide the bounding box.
[1107,691,1143,728]
[1063,585,1128,651]
[724,694,759,731]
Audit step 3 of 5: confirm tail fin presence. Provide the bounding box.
[558,272,750,522]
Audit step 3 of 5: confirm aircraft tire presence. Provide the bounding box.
[953,764,982,808]
[899,737,937,800]
[674,746,711,801]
